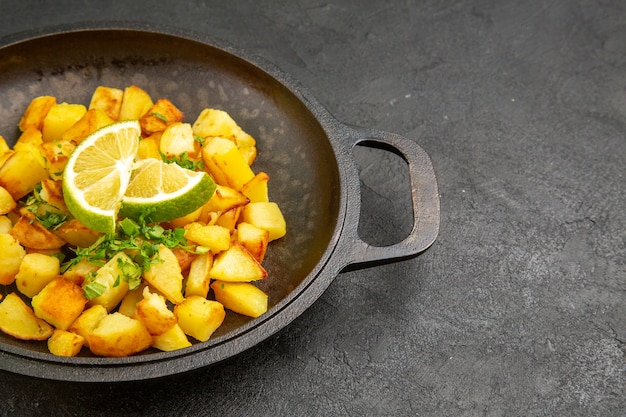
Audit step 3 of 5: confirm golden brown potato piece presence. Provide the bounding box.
[159,122,200,158]
[0,185,16,215]
[0,292,54,340]
[61,108,114,144]
[203,184,249,214]
[62,258,99,286]
[0,233,26,285]
[184,223,231,254]
[142,245,185,304]
[0,150,48,200]
[184,252,213,298]
[68,304,107,347]
[235,222,269,263]
[202,136,255,190]
[19,95,56,132]
[211,280,268,318]
[240,202,287,242]
[87,312,152,357]
[135,287,177,336]
[119,85,154,121]
[9,212,66,250]
[136,135,161,160]
[39,139,76,180]
[214,206,242,233]
[89,86,123,120]
[174,296,225,342]
[152,323,192,352]
[38,178,68,213]
[191,108,256,148]
[210,242,267,282]
[242,172,269,203]
[42,102,87,142]
[139,98,184,136]
[117,284,146,318]
[47,329,85,357]
[0,215,12,234]
[54,218,101,248]
[31,277,88,330]
[85,252,132,312]
[171,247,197,276]
[15,252,60,298]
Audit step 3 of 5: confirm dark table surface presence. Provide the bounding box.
[0,1,624,416]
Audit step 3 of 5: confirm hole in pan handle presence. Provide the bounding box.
[339,125,440,270]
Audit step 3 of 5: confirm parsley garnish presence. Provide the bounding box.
[23,183,68,230]
[151,112,168,122]
[159,150,205,171]
[61,210,189,275]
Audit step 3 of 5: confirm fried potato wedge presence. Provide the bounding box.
[47,329,85,357]
[174,296,225,342]
[87,312,152,357]
[211,280,268,318]
[0,292,54,340]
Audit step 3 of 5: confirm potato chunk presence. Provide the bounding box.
[31,277,88,330]
[0,150,48,200]
[211,280,268,318]
[184,223,231,253]
[236,222,269,263]
[9,212,66,250]
[47,329,85,357]
[152,324,191,352]
[192,108,256,147]
[174,296,225,342]
[135,287,177,336]
[159,122,200,158]
[0,185,16,214]
[184,252,213,298]
[203,184,249,213]
[142,245,184,304]
[89,86,123,120]
[19,95,56,132]
[85,252,133,312]
[119,85,154,121]
[42,103,87,142]
[240,202,287,241]
[15,252,61,298]
[139,98,184,136]
[68,304,107,347]
[210,242,267,282]
[202,136,255,190]
[87,312,152,357]
[0,233,26,285]
[61,108,114,144]
[242,172,269,203]
[0,292,54,340]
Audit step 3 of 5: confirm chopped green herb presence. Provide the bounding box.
[159,150,204,171]
[151,112,168,122]
[22,182,68,230]
[83,279,107,300]
[61,211,189,275]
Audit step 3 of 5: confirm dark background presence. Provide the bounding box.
[0,1,624,416]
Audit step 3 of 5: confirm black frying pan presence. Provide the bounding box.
[0,23,439,382]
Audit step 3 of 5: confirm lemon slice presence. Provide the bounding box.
[63,120,141,234]
[119,158,216,223]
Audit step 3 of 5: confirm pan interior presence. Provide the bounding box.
[0,29,341,357]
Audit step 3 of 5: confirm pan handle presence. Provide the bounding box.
[339,126,440,269]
